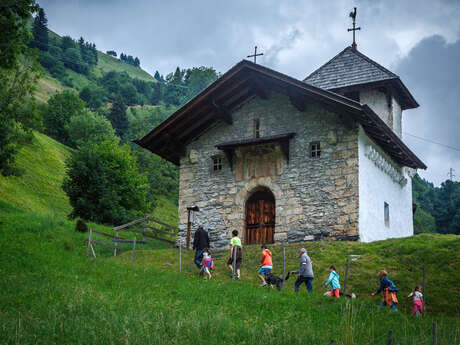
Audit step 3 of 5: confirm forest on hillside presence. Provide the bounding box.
[413,174,460,234]
[1,2,219,225]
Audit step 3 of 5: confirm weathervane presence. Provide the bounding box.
[348,7,361,50]
[247,46,263,64]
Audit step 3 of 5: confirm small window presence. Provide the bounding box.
[254,119,260,138]
[310,142,321,158]
[213,157,223,172]
[384,202,390,227]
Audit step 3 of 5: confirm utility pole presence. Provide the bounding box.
[447,168,455,181]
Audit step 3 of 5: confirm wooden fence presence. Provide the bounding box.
[87,216,176,263]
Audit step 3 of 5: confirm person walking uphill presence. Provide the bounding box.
[291,248,314,292]
[227,230,242,280]
[192,225,209,269]
[258,244,272,287]
[324,265,340,298]
[371,270,399,311]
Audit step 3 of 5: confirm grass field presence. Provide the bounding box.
[0,202,459,345]
[1,132,459,344]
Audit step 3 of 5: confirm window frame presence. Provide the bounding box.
[310,141,321,158]
[384,201,390,228]
[212,156,223,172]
[253,118,260,138]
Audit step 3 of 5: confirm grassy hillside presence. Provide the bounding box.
[0,203,458,344]
[0,132,72,217]
[35,30,156,101]
[96,51,156,82]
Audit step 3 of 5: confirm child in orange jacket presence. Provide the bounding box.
[258,244,272,287]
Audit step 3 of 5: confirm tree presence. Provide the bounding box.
[79,85,105,110]
[183,66,219,101]
[67,111,116,148]
[106,50,117,57]
[61,35,76,51]
[0,0,38,68]
[134,57,140,67]
[30,7,48,51]
[62,140,148,224]
[43,91,86,145]
[154,71,163,83]
[0,0,41,175]
[120,83,138,105]
[107,97,129,138]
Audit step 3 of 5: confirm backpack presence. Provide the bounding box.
[204,257,214,269]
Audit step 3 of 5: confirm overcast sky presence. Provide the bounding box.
[39,0,460,186]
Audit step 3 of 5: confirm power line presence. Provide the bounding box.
[403,132,460,152]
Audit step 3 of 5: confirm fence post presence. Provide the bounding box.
[432,322,437,345]
[387,330,393,345]
[114,230,118,256]
[142,229,145,250]
[179,245,182,272]
[131,237,136,264]
[232,246,237,281]
[343,258,350,295]
[87,228,92,256]
[422,264,426,313]
[282,247,286,290]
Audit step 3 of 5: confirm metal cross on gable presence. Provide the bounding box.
[247,46,263,64]
[348,7,361,50]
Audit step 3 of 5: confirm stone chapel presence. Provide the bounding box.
[135,44,426,248]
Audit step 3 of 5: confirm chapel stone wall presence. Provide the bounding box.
[177,92,359,248]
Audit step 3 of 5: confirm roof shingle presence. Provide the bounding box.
[304,46,398,90]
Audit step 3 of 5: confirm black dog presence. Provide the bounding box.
[264,271,290,290]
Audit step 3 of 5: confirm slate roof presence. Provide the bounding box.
[304,47,418,110]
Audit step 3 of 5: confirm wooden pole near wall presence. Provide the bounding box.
[343,258,350,295]
[186,209,191,250]
[282,247,286,290]
[179,245,182,272]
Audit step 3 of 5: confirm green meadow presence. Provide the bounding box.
[0,132,459,344]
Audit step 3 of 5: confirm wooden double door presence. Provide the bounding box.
[245,190,275,245]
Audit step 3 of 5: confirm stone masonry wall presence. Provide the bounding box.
[177,92,359,248]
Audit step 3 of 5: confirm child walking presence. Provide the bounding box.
[201,248,214,280]
[407,285,423,316]
[258,244,273,287]
[371,270,399,311]
[227,230,242,280]
[324,265,340,298]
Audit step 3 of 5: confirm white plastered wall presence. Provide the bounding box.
[358,127,414,242]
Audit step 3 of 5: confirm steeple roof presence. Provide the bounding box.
[304,47,418,110]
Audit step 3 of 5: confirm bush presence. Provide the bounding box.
[43,91,86,145]
[62,140,148,225]
[66,110,116,148]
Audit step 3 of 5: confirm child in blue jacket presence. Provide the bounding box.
[324,265,341,298]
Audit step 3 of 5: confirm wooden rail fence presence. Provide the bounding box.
[86,216,176,263]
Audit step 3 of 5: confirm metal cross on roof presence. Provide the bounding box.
[247,46,263,64]
[348,7,361,50]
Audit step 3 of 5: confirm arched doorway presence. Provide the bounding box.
[245,187,275,244]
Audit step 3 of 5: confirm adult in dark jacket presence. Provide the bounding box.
[193,225,209,269]
[291,248,314,292]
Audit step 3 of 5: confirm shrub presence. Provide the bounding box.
[62,140,148,225]
[66,110,116,148]
[43,90,86,145]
